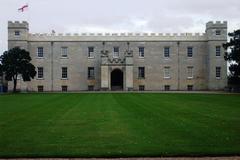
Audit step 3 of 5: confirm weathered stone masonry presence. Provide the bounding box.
[7,21,227,91]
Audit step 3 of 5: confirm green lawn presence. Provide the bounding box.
[0,93,240,158]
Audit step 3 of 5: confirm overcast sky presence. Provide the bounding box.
[0,0,240,54]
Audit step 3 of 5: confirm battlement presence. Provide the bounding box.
[8,21,29,29]
[206,21,227,29]
[30,32,206,37]
[28,32,207,42]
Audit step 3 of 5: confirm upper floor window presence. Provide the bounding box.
[216,67,221,78]
[37,47,44,57]
[139,47,144,58]
[62,67,68,79]
[138,67,145,78]
[88,67,95,79]
[61,47,68,58]
[187,47,193,57]
[164,67,170,78]
[216,46,221,56]
[88,47,94,58]
[187,66,193,79]
[216,30,221,35]
[113,47,119,58]
[164,47,170,58]
[14,31,20,36]
[37,67,44,79]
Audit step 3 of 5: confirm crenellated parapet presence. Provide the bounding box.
[28,32,207,42]
[8,21,29,29]
[206,21,227,29]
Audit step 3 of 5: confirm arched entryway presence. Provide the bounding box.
[111,69,123,90]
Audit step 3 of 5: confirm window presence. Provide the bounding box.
[113,47,119,58]
[187,85,193,91]
[14,31,20,36]
[62,67,68,79]
[164,47,170,58]
[187,47,193,57]
[138,67,145,79]
[216,67,221,78]
[62,86,68,92]
[61,47,68,58]
[37,47,44,57]
[139,47,144,58]
[164,85,170,91]
[37,86,44,92]
[164,67,170,78]
[37,67,44,79]
[216,46,221,56]
[88,67,95,79]
[216,30,221,35]
[187,66,193,79]
[139,85,145,91]
[88,47,94,58]
[88,85,94,91]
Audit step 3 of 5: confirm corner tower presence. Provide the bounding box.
[206,21,228,90]
[8,21,29,50]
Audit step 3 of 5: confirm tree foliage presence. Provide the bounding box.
[223,30,240,86]
[0,47,36,92]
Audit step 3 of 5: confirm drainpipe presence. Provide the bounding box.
[177,41,180,90]
[51,42,54,91]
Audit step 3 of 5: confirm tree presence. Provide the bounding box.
[0,47,36,92]
[223,30,240,87]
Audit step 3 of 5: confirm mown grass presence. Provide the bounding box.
[0,93,239,157]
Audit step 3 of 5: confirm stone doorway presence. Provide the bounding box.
[111,69,123,90]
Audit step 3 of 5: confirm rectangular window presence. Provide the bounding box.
[88,47,94,58]
[164,47,170,58]
[187,66,193,79]
[187,47,193,57]
[62,86,68,92]
[187,85,193,91]
[138,67,145,79]
[88,85,94,91]
[164,85,170,91]
[216,30,221,35]
[164,67,170,78]
[139,47,144,58]
[37,47,44,57]
[37,67,44,79]
[14,31,20,36]
[113,47,119,58]
[216,46,221,56]
[61,47,68,58]
[37,85,44,92]
[216,67,221,78]
[139,85,145,91]
[88,67,95,79]
[62,67,68,79]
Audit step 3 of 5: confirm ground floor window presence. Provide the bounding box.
[37,85,44,92]
[164,85,170,91]
[88,85,94,91]
[139,85,145,91]
[62,85,68,92]
[187,85,193,91]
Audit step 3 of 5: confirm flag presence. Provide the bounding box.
[18,4,28,12]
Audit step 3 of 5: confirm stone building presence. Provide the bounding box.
[7,21,227,91]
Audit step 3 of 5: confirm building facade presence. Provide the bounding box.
[8,21,227,91]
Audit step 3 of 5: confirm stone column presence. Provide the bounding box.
[125,54,133,91]
[101,55,109,90]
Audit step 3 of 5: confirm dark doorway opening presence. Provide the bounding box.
[111,69,123,90]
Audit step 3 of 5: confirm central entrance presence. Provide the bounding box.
[111,69,123,90]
